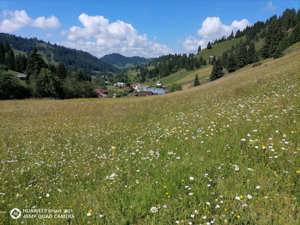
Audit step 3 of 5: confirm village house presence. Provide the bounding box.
[156,81,163,88]
[95,88,108,97]
[114,82,127,88]
[131,83,166,96]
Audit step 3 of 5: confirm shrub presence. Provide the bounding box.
[168,83,182,92]
[0,71,31,99]
[62,79,96,98]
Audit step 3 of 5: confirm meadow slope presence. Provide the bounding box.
[0,47,300,225]
[158,66,212,89]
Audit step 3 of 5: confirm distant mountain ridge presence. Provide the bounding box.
[101,53,152,68]
[0,33,118,74]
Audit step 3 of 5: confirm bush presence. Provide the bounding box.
[62,79,96,98]
[168,83,182,92]
[32,68,62,98]
[108,87,129,98]
[0,71,31,99]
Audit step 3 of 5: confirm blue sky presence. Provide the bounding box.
[0,0,299,57]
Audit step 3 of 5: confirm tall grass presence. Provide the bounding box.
[0,47,299,225]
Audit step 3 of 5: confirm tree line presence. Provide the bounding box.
[137,54,207,82]
[209,8,300,81]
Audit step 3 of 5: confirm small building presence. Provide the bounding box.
[114,82,126,88]
[132,83,166,96]
[156,81,163,88]
[131,83,143,91]
[95,88,108,97]
[16,73,27,80]
[135,91,153,96]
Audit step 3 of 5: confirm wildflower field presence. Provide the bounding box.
[1,48,300,225]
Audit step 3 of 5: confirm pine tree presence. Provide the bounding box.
[197,46,202,54]
[207,42,212,49]
[247,42,258,63]
[281,9,297,31]
[34,68,60,97]
[273,47,283,58]
[26,48,47,79]
[5,49,15,70]
[227,54,238,72]
[194,74,200,86]
[210,59,224,81]
[56,63,67,80]
[261,20,284,58]
[261,37,271,58]
[221,52,229,68]
[290,23,300,44]
[237,43,248,67]
[0,43,5,64]
[15,55,27,72]
[76,70,91,81]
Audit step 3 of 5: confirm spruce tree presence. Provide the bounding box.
[290,23,300,44]
[273,47,283,58]
[237,43,248,67]
[194,74,200,86]
[262,20,284,58]
[247,42,258,63]
[227,54,238,72]
[26,48,47,79]
[261,37,271,58]
[6,49,15,70]
[56,63,67,80]
[34,68,60,98]
[197,46,202,54]
[0,43,5,64]
[15,55,27,72]
[210,59,224,81]
[207,42,212,49]
[221,52,229,68]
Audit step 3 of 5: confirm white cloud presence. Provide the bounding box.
[0,10,60,33]
[265,1,276,12]
[183,17,250,53]
[63,13,172,57]
[32,16,60,29]
[183,37,206,53]
[0,10,31,33]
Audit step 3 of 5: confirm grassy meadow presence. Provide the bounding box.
[158,66,212,89]
[197,37,244,60]
[0,47,300,224]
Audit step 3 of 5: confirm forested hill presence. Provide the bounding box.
[135,8,300,83]
[101,53,151,68]
[0,33,118,74]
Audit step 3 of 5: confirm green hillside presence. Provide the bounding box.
[1,42,299,225]
[157,36,265,89]
[101,53,151,68]
[158,66,212,88]
[198,37,245,60]
[0,33,118,74]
